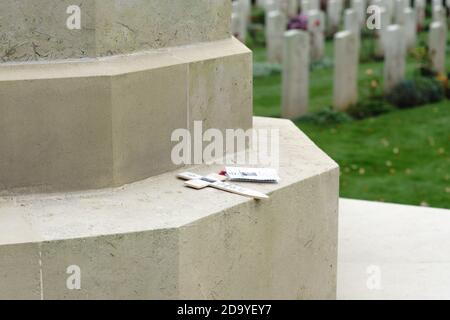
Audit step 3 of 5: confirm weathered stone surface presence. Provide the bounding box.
[187,51,253,142]
[384,25,406,92]
[41,230,179,299]
[0,38,252,193]
[333,31,359,111]
[110,64,188,187]
[0,117,339,300]
[0,0,231,62]
[281,30,310,119]
[0,243,42,300]
[0,74,115,192]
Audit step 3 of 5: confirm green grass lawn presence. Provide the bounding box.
[251,31,450,209]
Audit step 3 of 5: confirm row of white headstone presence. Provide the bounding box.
[265,1,329,64]
[333,0,448,114]
[231,0,448,119]
[233,0,450,43]
[243,0,449,119]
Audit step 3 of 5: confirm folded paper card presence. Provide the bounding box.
[225,167,280,183]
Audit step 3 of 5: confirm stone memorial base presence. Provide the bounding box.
[0,37,252,193]
[0,117,339,300]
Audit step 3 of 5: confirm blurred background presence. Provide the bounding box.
[233,0,449,209]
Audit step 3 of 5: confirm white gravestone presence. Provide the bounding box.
[370,0,385,9]
[372,0,393,24]
[327,0,342,36]
[385,0,395,22]
[267,10,287,63]
[429,21,447,74]
[334,0,344,16]
[384,25,406,93]
[256,0,267,8]
[333,30,359,111]
[265,0,280,12]
[375,7,390,57]
[279,0,299,18]
[432,5,448,42]
[394,0,409,25]
[344,9,361,53]
[404,7,417,50]
[432,5,447,25]
[239,0,252,22]
[415,0,426,29]
[233,1,247,42]
[301,0,309,12]
[432,0,443,7]
[302,0,320,11]
[307,9,326,61]
[352,0,367,28]
[282,30,310,119]
[231,13,242,41]
[287,0,299,17]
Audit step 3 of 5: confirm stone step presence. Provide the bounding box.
[338,198,450,300]
[0,38,252,193]
[0,117,339,299]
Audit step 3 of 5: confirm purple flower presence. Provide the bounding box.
[287,14,308,31]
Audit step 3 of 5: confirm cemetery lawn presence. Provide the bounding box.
[298,102,450,209]
[251,35,450,209]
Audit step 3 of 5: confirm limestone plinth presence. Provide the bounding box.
[0,117,339,300]
[0,1,252,193]
[0,0,339,300]
[0,0,231,62]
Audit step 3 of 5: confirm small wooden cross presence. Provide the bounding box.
[177,172,269,200]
